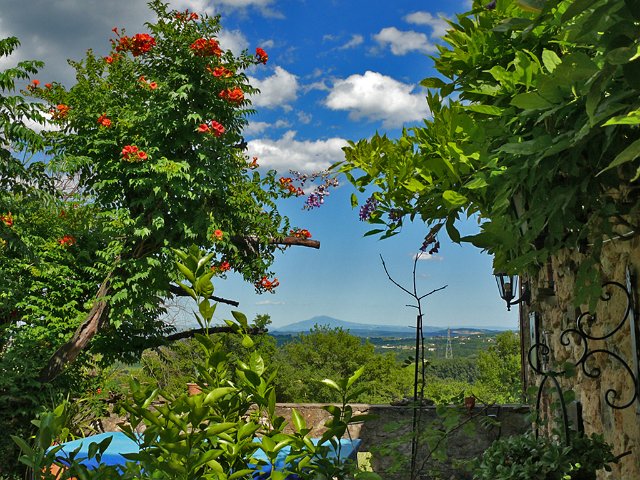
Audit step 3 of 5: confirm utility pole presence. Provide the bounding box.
[445,327,453,359]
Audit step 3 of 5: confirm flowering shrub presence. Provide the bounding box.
[189,37,222,57]
[96,114,111,127]
[114,32,156,56]
[218,86,244,104]
[121,144,148,162]
[57,235,76,247]
[16,0,294,385]
[0,212,13,227]
[255,47,268,64]
[290,228,312,239]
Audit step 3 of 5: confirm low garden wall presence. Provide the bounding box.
[102,402,530,478]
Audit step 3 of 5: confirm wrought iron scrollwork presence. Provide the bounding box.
[528,268,640,443]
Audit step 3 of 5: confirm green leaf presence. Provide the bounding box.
[442,190,467,208]
[350,193,359,207]
[241,335,254,348]
[541,49,562,73]
[203,388,236,406]
[599,138,640,174]
[321,378,341,392]
[420,77,447,89]
[204,422,236,435]
[176,262,195,284]
[232,310,249,329]
[463,104,503,116]
[511,92,553,110]
[291,408,306,432]
[517,0,545,12]
[347,366,365,389]
[602,110,640,126]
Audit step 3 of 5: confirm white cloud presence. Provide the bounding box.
[217,29,250,56]
[338,34,364,50]
[325,71,427,128]
[255,299,285,305]
[413,252,443,261]
[215,0,282,18]
[248,66,298,110]
[404,12,451,39]
[168,0,214,15]
[373,27,436,55]
[247,131,347,173]
[245,119,290,135]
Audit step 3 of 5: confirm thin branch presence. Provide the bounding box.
[165,326,267,342]
[418,285,448,301]
[380,254,413,297]
[168,284,240,307]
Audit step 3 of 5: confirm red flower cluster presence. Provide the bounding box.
[258,276,280,291]
[51,104,70,119]
[0,212,13,227]
[138,76,158,90]
[211,261,231,273]
[219,87,244,104]
[248,156,259,169]
[104,54,121,64]
[290,228,312,239]
[115,33,156,57]
[207,65,234,78]
[279,177,304,196]
[176,10,199,21]
[58,235,76,247]
[190,38,222,57]
[121,145,148,162]
[197,120,225,137]
[27,79,40,91]
[212,229,223,241]
[45,83,52,89]
[97,114,111,127]
[255,47,268,64]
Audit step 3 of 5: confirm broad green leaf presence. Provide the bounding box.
[602,110,640,126]
[442,190,467,208]
[321,378,341,392]
[232,310,249,328]
[511,92,553,110]
[291,408,306,431]
[241,335,254,348]
[203,388,235,406]
[347,366,365,389]
[517,0,545,12]
[420,77,447,89]
[541,49,562,73]
[599,138,640,174]
[463,104,503,116]
[204,422,236,435]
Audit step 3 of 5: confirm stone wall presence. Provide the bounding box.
[523,236,640,479]
[103,402,530,478]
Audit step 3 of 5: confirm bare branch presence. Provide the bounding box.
[380,254,413,296]
[168,284,240,307]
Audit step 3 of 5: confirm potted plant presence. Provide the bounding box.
[472,431,617,480]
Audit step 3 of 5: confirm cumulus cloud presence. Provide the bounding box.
[373,27,436,55]
[215,0,282,18]
[245,119,291,136]
[248,66,299,110]
[338,34,364,50]
[247,131,347,173]
[413,252,443,262]
[404,11,451,39]
[325,71,427,128]
[218,29,250,55]
[255,299,285,305]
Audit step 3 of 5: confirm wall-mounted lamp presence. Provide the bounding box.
[494,272,530,311]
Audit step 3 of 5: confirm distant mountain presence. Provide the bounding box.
[272,316,504,338]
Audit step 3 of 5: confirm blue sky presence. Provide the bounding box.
[0,0,519,330]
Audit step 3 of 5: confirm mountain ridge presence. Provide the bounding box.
[272,315,508,338]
